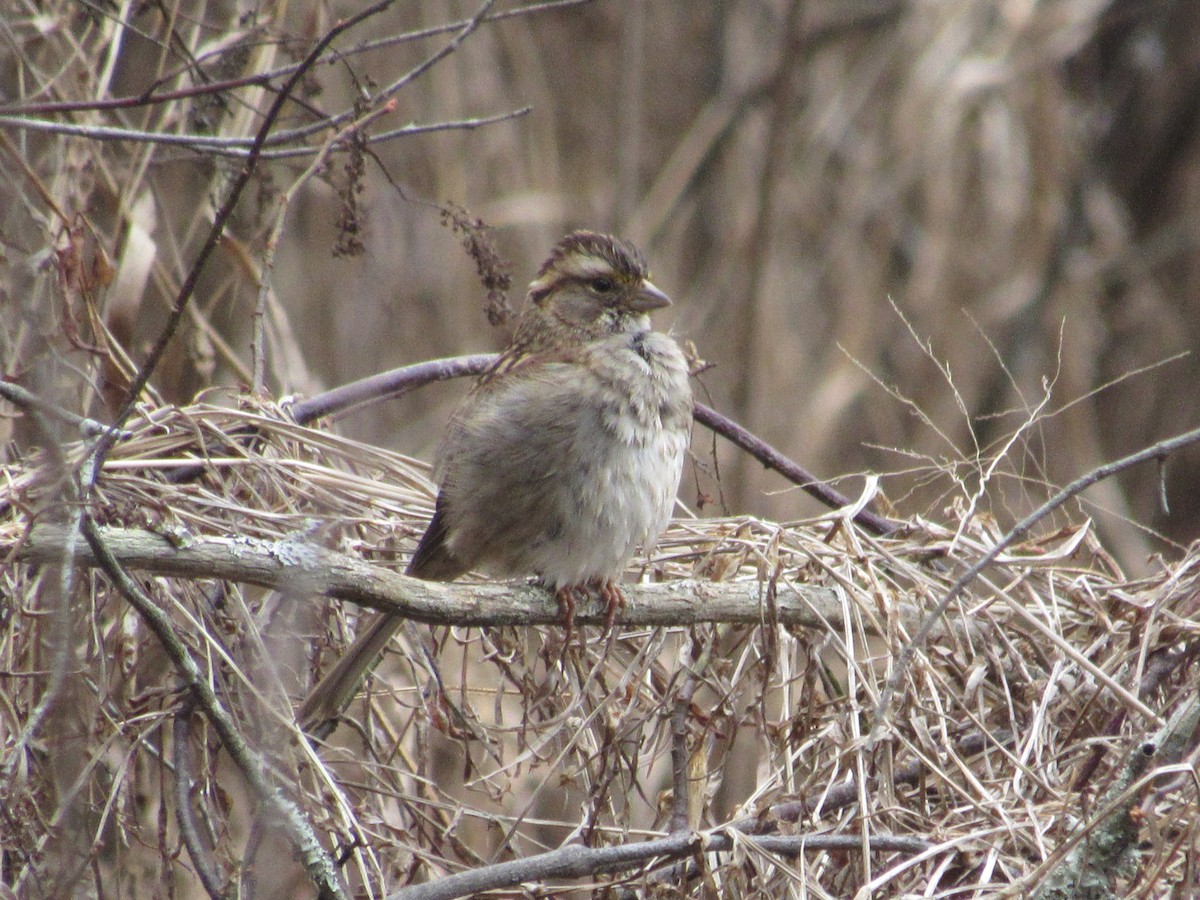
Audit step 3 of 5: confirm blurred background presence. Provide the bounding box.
[4,0,1200,570]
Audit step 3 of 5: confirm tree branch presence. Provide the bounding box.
[173,699,226,899]
[388,829,931,900]
[1030,695,1200,899]
[692,402,897,535]
[0,1,595,120]
[77,518,348,899]
[0,381,131,440]
[13,524,978,640]
[287,354,496,424]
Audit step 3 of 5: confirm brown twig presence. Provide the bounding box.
[0,1,594,119]
[91,0,397,469]
[78,517,349,900]
[287,355,495,425]
[0,381,131,440]
[173,699,226,899]
[871,423,1200,738]
[692,403,899,535]
[668,697,695,836]
[0,108,533,160]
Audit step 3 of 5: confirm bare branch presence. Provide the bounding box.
[0,381,131,440]
[14,525,976,638]
[387,829,931,900]
[287,355,495,424]
[693,403,898,536]
[173,700,227,899]
[0,106,531,159]
[0,1,593,119]
[1029,696,1200,899]
[78,518,349,899]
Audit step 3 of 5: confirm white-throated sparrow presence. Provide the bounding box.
[299,231,693,735]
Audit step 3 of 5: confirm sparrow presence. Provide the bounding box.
[299,231,693,736]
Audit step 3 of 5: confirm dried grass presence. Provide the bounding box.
[4,0,1200,895]
[3,399,1198,897]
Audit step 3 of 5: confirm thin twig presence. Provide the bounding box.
[668,696,695,835]
[352,108,532,149]
[870,424,1200,738]
[173,699,226,899]
[91,0,397,469]
[693,403,899,536]
[0,381,131,440]
[374,0,498,110]
[201,0,504,156]
[0,0,594,118]
[78,517,349,900]
[0,107,531,160]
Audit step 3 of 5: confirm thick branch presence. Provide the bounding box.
[14,525,977,639]
[388,830,931,900]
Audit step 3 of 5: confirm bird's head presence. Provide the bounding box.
[520,231,671,346]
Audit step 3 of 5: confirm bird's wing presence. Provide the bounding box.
[405,495,468,580]
[425,350,607,575]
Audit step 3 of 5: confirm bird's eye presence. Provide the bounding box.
[590,277,616,294]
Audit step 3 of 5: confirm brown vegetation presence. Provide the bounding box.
[3,1,1200,897]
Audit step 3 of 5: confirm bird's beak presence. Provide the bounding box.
[629,279,672,312]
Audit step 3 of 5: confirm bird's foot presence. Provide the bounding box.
[594,577,627,632]
[555,584,583,649]
[553,579,625,651]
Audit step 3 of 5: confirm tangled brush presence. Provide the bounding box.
[4,392,1198,898]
